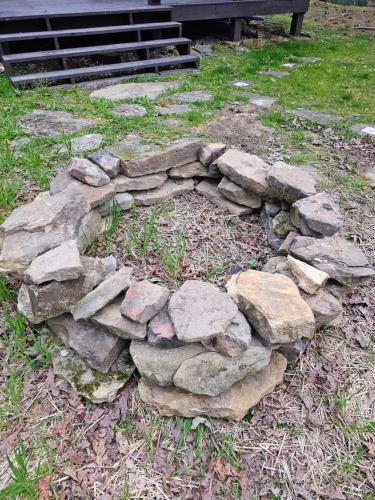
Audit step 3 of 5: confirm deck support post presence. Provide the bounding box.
[230,17,243,41]
[290,12,305,36]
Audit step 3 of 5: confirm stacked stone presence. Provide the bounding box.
[0,135,374,418]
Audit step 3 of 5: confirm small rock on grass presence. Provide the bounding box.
[218,177,262,209]
[59,134,103,154]
[53,347,135,403]
[121,281,169,324]
[169,280,238,343]
[72,267,133,320]
[267,161,316,203]
[92,297,147,339]
[138,351,287,420]
[68,157,111,187]
[24,240,82,284]
[196,180,253,216]
[198,143,227,167]
[287,255,329,294]
[88,151,121,178]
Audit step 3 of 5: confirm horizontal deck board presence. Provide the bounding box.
[3,38,191,63]
[11,54,199,85]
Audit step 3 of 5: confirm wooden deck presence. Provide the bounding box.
[0,0,310,87]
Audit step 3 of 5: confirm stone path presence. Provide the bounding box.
[351,123,375,137]
[112,103,147,117]
[237,93,277,109]
[174,91,213,103]
[19,110,98,137]
[292,108,342,125]
[90,81,179,100]
[257,69,289,78]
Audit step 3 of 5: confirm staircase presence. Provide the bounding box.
[0,5,199,87]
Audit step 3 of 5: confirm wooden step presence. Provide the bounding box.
[3,38,192,64]
[0,21,182,43]
[11,54,200,86]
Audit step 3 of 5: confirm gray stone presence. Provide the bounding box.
[48,313,124,373]
[276,340,308,362]
[264,201,282,218]
[112,103,147,117]
[130,340,206,386]
[133,179,194,206]
[88,151,121,178]
[292,108,342,125]
[218,177,262,209]
[196,180,252,216]
[238,93,276,109]
[18,110,97,137]
[351,124,375,137]
[301,288,342,329]
[103,255,117,275]
[112,172,167,192]
[147,306,183,348]
[0,191,90,274]
[292,56,321,63]
[24,240,82,285]
[17,256,108,324]
[258,69,289,78]
[363,167,375,188]
[198,143,227,167]
[98,193,134,216]
[53,347,135,403]
[77,210,104,253]
[272,211,297,239]
[217,150,270,195]
[50,170,115,208]
[174,91,213,102]
[226,270,315,344]
[282,63,300,68]
[202,311,252,358]
[288,236,375,285]
[72,267,133,320]
[173,339,271,396]
[121,281,169,324]
[9,137,31,150]
[138,351,287,420]
[207,160,222,179]
[90,81,179,100]
[267,161,316,203]
[116,139,204,177]
[169,162,208,179]
[68,157,111,187]
[290,192,343,237]
[229,80,254,88]
[260,209,284,251]
[109,135,157,164]
[169,280,238,343]
[262,255,294,280]
[156,104,192,115]
[193,43,213,55]
[92,297,147,339]
[59,134,103,154]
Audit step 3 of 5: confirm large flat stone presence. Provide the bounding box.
[258,69,289,78]
[174,91,213,102]
[112,172,167,192]
[50,170,115,208]
[169,162,208,179]
[226,270,315,344]
[174,339,270,396]
[112,103,147,117]
[48,313,124,373]
[115,139,204,177]
[90,81,178,100]
[24,240,82,285]
[287,235,375,285]
[138,351,287,420]
[132,179,194,206]
[92,297,147,339]
[218,177,262,209]
[196,180,252,215]
[18,110,97,137]
[72,267,133,320]
[53,347,135,403]
[17,256,108,324]
[292,108,341,125]
[267,161,316,203]
[156,104,192,115]
[217,149,270,195]
[130,340,206,386]
[169,280,238,343]
[121,281,169,324]
[290,192,343,237]
[351,123,375,138]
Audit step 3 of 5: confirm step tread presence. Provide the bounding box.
[3,38,192,63]
[0,22,182,42]
[11,54,200,85]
